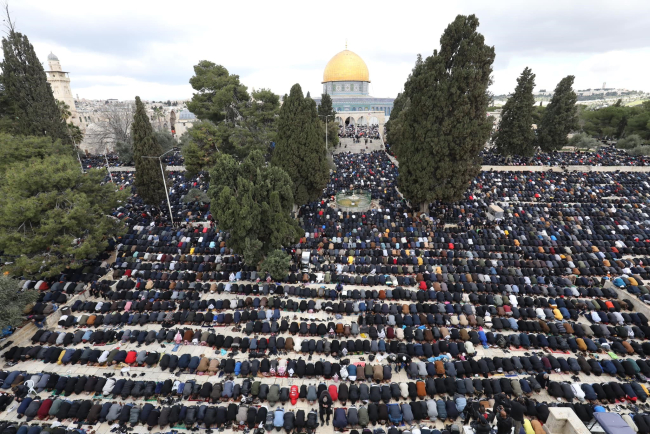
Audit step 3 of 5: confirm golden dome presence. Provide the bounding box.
[322,49,370,83]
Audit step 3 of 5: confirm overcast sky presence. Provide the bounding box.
[12,0,650,101]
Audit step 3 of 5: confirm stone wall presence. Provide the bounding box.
[544,408,591,434]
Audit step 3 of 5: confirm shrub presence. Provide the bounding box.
[259,250,291,281]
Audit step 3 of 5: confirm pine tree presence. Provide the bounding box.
[0,275,39,329]
[0,151,126,278]
[187,61,249,124]
[395,15,495,208]
[272,84,329,206]
[493,67,536,156]
[537,75,578,151]
[0,27,71,144]
[0,133,71,176]
[186,62,279,161]
[132,96,166,206]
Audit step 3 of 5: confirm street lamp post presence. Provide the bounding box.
[319,114,332,152]
[142,148,176,225]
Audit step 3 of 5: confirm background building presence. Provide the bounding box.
[314,47,394,135]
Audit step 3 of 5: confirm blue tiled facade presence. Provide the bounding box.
[314,80,394,118]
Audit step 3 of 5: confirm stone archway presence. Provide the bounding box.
[369,116,379,125]
[335,116,343,126]
[358,116,367,126]
[345,116,356,126]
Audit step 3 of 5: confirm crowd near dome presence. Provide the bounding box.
[1,10,650,434]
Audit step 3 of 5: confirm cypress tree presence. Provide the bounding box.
[318,93,337,120]
[132,96,166,206]
[493,67,536,156]
[396,15,495,208]
[318,93,338,148]
[272,84,328,206]
[0,28,71,144]
[385,91,409,152]
[537,75,578,151]
[209,150,303,266]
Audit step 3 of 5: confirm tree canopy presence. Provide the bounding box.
[133,96,167,206]
[0,275,38,329]
[208,150,303,266]
[259,250,291,281]
[57,101,84,145]
[385,91,408,149]
[180,120,220,176]
[493,67,536,157]
[617,134,645,149]
[187,61,249,124]
[0,27,71,144]
[568,132,599,150]
[0,133,71,177]
[392,15,495,206]
[272,84,329,206]
[0,152,126,278]
[185,61,280,161]
[581,101,650,140]
[318,93,337,120]
[317,93,339,148]
[537,76,578,151]
[0,14,126,280]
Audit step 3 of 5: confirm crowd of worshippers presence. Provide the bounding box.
[79,153,122,170]
[480,147,650,166]
[296,154,650,287]
[80,149,183,169]
[8,159,650,434]
[21,281,650,361]
[0,367,635,416]
[30,277,650,345]
[77,162,211,227]
[78,150,650,294]
[10,321,650,380]
[0,373,322,430]
[0,366,645,433]
[108,170,210,226]
[339,124,381,140]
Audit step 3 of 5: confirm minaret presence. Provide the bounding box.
[45,52,79,126]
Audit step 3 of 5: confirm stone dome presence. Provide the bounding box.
[47,52,59,61]
[322,49,370,83]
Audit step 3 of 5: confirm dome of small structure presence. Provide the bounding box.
[48,52,59,61]
[179,110,196,120]
[322,49,370,83]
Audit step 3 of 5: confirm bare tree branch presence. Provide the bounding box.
[2,1,16,35]
[82,103,135,154]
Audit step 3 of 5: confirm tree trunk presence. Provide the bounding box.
[420,202,429,216]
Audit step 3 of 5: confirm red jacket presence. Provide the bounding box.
[328,385,338,401]
[37,399,53,419]
[290,385,299,405]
